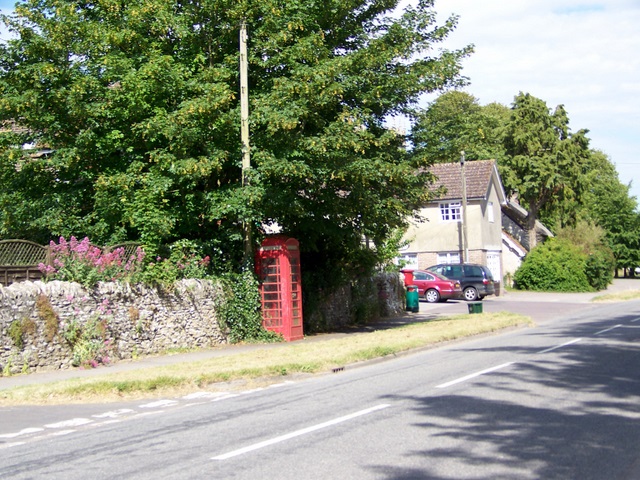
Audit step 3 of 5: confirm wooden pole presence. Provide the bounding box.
[460,151,469,263]
[240,21,253,264]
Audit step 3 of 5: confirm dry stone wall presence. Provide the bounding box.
[0,273,405,376]
[306,272,405,331]
[0,279,228,375]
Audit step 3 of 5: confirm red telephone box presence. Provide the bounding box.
[255,236,304,341]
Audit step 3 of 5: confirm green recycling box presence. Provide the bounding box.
[406,285,419,312]
[467,301,483,314]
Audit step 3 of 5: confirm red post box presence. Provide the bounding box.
[255,236,303,341]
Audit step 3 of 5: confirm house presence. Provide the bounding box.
[398,159,555,288]
[398,159,507,287]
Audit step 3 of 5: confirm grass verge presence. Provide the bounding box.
[591,290,640,302]
[0,311,532,405]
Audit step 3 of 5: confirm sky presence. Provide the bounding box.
[423,0,640,200]
[0,1,638,199]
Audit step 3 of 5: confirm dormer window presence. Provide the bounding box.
[440,202,461,222]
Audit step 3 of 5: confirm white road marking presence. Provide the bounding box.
[49,429,75,436]
[139,399,178,409]
[92,409,135,419]
[44,418,93,429]
[595,325,622,335]
[182,392,230,400]
[212,404,391,461]
[0,427,45,439]
[435,362,515,389]
[537,338,582,354]
[631,318,640,323]
[132,410,165,418]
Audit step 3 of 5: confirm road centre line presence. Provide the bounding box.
[44,418,93,429]
[631,318,640,323]
[212,404,391,461]
[537,338,582,354]
[435,362,515,389]
[594,325,622,335]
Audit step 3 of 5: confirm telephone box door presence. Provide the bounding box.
[255,237,303,341]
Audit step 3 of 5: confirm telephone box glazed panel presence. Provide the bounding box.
[255,237,303,341]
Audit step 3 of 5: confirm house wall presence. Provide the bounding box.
[403,197,502,270]
[502,237,526,286]
[479,178,504,252]
[405,201,485,253]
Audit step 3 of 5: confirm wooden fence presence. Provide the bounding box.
[0,239,141,287]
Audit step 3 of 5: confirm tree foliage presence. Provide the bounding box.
[411,90,508,164]
[501,93,592,247]
[578,150,640,273]
[0,0,471,280]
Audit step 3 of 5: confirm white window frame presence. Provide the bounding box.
[437,252,460,264]
[440,202,462,222]
[487,201,495,223]
[397,253,418,270]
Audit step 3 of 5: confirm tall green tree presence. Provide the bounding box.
[0,0,471,275]
[411,91,509,164]
[501,92,591,248]
[579,150,640,274]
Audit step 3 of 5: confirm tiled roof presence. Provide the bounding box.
[429,159,498,201]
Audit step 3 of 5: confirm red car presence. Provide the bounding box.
[401,269,463,303]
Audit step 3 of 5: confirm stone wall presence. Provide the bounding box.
[0,273,405,375]
[0,279,227,375]
[305,272,405,332]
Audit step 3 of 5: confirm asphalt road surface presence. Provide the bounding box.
[1,297,640,479]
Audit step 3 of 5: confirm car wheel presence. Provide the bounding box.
[463,287,478,301]
[425,289,440,303]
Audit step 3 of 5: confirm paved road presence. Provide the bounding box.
[1,282,639,478]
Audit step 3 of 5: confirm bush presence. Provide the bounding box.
[40,236,145,287]
[555,222,615,291]
[218,270,282,343]
[60,314,112,368]
[585,249,615,290]
[136,239,211,287]
[39,237,212,288]
[514,238,592,292]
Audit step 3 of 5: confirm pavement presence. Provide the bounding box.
[1,278,638,392]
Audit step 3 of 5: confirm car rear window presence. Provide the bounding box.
[414,271,436,281]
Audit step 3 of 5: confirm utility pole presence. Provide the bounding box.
[240,21,252,265]
[460,151,469,263]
